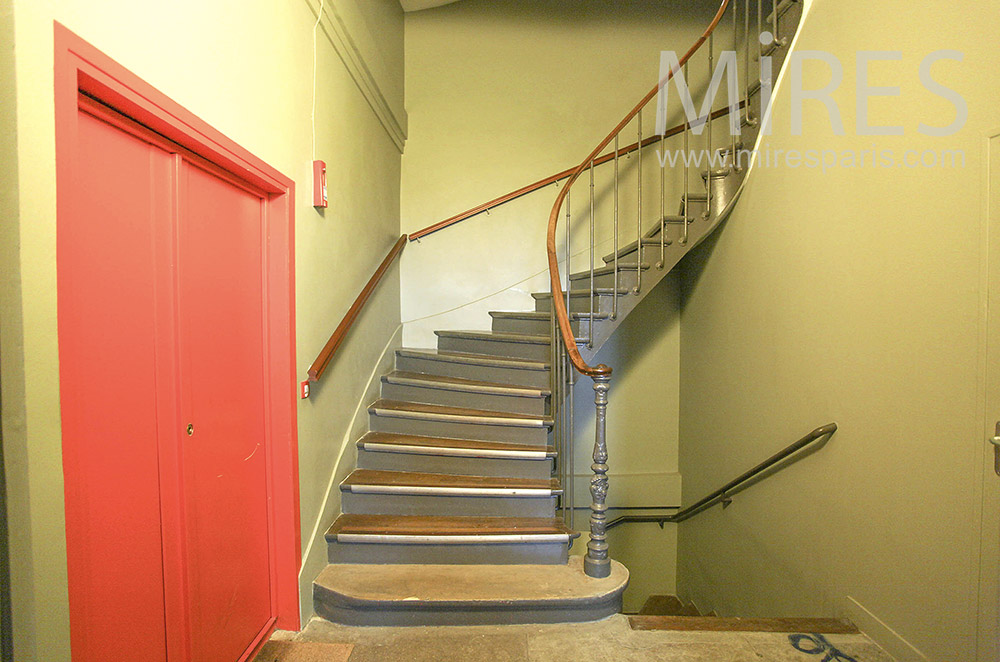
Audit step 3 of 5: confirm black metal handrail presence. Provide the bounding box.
[606,423,838,530]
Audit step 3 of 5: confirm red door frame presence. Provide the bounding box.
[54,21,301,653]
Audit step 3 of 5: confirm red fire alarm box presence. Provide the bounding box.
[313,159,327,208]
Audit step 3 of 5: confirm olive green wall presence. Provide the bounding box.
[0,1,404,659]
[677,0,1000,660]
[0,3,21,661]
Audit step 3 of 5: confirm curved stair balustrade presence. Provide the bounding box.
[545,0,804,578]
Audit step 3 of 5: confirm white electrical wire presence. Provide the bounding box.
[401,235,618,325]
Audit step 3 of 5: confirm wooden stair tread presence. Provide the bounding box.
[569,263,650,280]
[328,514,576,538]
[602,238,671,263]
[645,219,701,239]
[628,615,859,633]
[396,348,548,370]
[370,399,553,425]
[531,288,630,300]
[383,371,549,397]
[342,469,561,491]
[435,330,551,344]
[357,432,555,457]
[489,311,610,321]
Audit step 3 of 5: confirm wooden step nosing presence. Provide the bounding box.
[602,242,671,263]
[369,405,552,429]
[344,484,559,497]
[383,374,547,398]
[335,533,571,545]
[531,289,630,300]
[359,441,550,460]
[396,349,549,371]
[603,238,662,255]
[435,330,551,345]
[490,311,611,322]
[568,263,650,280]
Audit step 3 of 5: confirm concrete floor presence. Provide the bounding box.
[259,614,897,661]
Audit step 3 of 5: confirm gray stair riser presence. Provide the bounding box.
[569,268,641,290]
[679,196,709,218]
[380,381,547,416]
[491,315,581,336]
[357,448,553,479]
[437,335,551,362]
[370,414,551,445]
[645,215,711,241]
[395,353,550,388]
[340,492,559,518]
[604,241,683,267]
[534,293,618,315]
[327,541,569,565]
[314,591,623,627]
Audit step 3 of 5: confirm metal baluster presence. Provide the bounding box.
[760,31,773,136]
[584,370,611,578]
[562,190,571,524]
[565,189,571,318]
[588,161,595,348]
[567,354,575,532]
[705,34,713,220]
[772,0,781,45]
[732,0,740,171]
[635,110,642,294]
[612,135,619,319]
[551,305,563,523]
[658,124,665,269]
[757,0,762,50]
[559,337,568,524]
[682,63,690,246]
[744,0,755,129]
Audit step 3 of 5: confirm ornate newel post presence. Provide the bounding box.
[584,365,612,578]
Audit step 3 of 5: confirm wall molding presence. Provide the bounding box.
[304,0,408,152]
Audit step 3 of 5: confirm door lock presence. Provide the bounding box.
[187,424,194,436]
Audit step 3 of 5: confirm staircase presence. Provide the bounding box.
[311,195,721,625]
[312,0,804,628]
[313,304,629,624]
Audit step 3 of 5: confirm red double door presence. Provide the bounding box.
[58,97,275,661]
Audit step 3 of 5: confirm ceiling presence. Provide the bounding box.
[399,0,465,12]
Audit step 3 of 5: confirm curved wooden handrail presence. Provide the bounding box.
[307,234,407,383]
[548,0,732,378]
[408,104,741,242]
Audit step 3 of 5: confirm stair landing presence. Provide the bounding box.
[313,556,629,626]
[259,613,897,662]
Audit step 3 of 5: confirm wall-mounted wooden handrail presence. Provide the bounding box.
[549,0,732,378]
[307,234,407,385]
[407,104,742,242]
